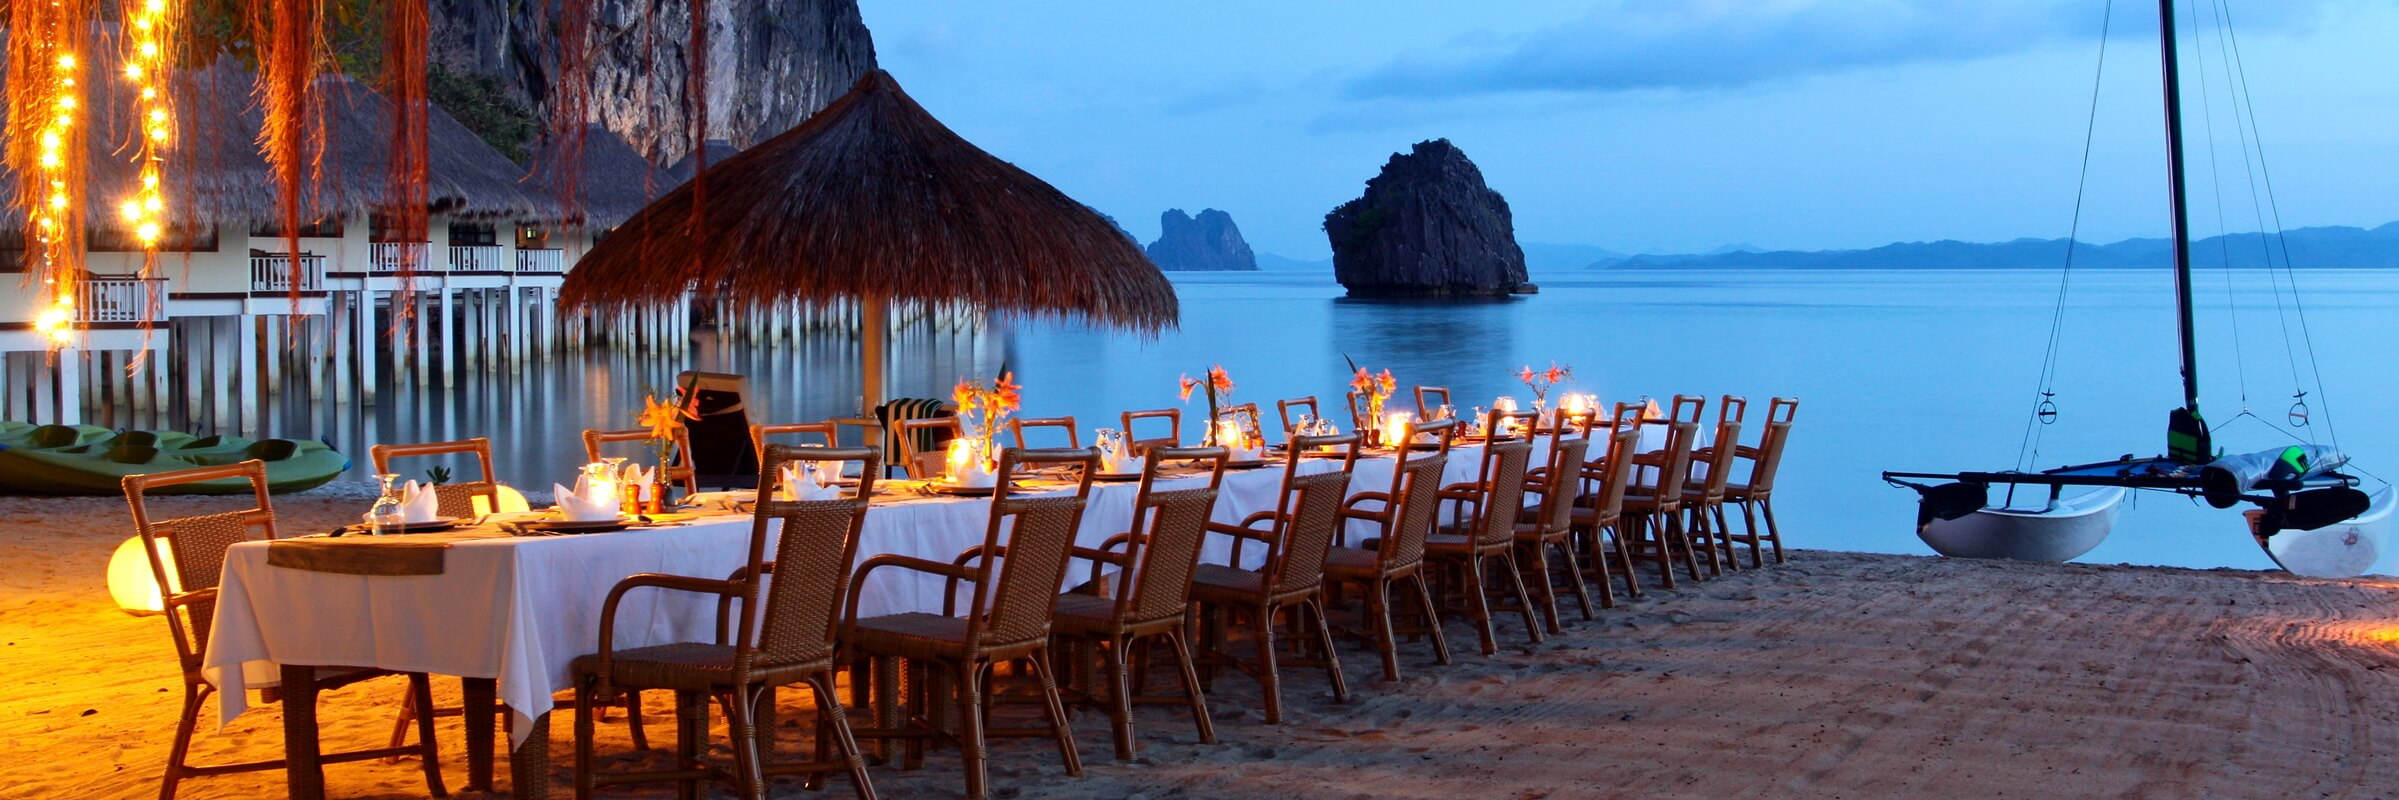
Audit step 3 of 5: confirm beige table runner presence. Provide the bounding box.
[266,530,512,576]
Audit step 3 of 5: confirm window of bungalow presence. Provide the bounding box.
[0,228,23,273]
[92,224,220,253]
[448,220,499,248]
[516,223,553,249]
[250,216,344,239]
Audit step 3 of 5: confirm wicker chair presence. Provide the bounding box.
[1044,446,1229,759]
[1413,386,1451,418]
[1275,395,1321,435]
[895,417,964,480]
[1566,428,1646,603]
[1424,438,1543,654]
[1514,436,1597,630]
[370,438,501,518]
[1622,420,1706,588]
[1681,415,1747,577]
[1322,422,1455,681]
[1190,433,1361,723]
[1339,420,1459,541]
[1010,416,1080,450]
[1344,391,1374,431]
[1120,408,1182,454]
[582,428,701,495]
[124,461,447,800]
[751,421,842,462]
[571,446,882,800]
[1721,397,1798,566]
[844,448,1101,800]
[1212,402,1263,441]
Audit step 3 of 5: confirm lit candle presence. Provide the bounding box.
[1494,396,1518,413]
[946,438,994,486]
[1382,411,1414,449]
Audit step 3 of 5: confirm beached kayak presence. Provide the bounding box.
[0,427,349,495]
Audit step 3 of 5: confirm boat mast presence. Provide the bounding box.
[2158,0,2200,414]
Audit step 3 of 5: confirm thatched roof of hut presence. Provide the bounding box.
[1,54,546,230]
[561,69,1178,331]
[526,123,663,229]
[662,139,736,187]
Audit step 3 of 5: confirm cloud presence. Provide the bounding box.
[1340,0,2327,100]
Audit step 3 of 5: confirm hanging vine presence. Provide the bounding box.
[253,0,325,317]
[7,0,97,349]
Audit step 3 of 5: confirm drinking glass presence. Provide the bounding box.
[366,473,405,536]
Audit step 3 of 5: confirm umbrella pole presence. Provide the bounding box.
[861,301,886,416]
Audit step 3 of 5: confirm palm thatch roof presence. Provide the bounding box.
[1,53,546,230]
[661,139,736,187]
[560,69,1178,332]
[525,123,664,228]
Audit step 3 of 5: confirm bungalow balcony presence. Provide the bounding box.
[515,248,564,274]
[76,276,167,324]
[249,252,327,295]
[450,244,507,273]
[369,241,434,273]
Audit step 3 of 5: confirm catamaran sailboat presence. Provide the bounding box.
[1884,0,2385,577]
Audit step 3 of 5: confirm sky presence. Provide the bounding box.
[858,1,2399,260]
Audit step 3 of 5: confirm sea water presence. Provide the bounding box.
[296,268,2399,575]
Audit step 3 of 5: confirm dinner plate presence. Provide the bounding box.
[1092,471,1144,482]
[520,518,630,534]
[927,482,998,497]
[392,518,460,533]
[1224,458,1269,470]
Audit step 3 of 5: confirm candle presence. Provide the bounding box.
[945,438,994,486]
[1381,410,1414,449]
[1494,396,1518,414]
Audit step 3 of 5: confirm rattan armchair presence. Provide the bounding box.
[582,427,701,495]
[1514,436,1597,630]
[370,438,501,518]
[1721,397,1798,566]
[1424,439,1543,654]
[1010,416,1080,450]
[751,421,841,462]
[1322,427,1454,681]
[1048,446,1229,758]
[1276,395,1321,435]
[571,446,882,800]
[1413,386,1451,418]
[844,448,1101,800]
[1622,421,1706,588]
[895,417,964,479]
[1567,428,1646,603]
[1189,433,1361,723]
[124,461,447,800]
[1681,415,1747,577]
[1120,408,1182,454]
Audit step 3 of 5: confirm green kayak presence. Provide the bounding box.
[0,427,350,495]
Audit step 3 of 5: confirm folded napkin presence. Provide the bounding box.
[552,483,622,522]
[398,480,443,523]
[777,464,844,501]
[622,464,658,501]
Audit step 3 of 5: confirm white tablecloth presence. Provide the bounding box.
[202,442,1529,745]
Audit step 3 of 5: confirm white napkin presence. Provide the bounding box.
[622,464,656,501]
[398,480,443,523]
[551,483,621,522]
[777,464,844,501]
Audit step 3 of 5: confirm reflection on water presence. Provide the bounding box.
[258,269,2397,575]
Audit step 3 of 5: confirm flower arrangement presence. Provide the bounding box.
[1344,354,1397,440]
[1179,364,1239,445]
[952,372,1022,470]
[1517,362,1573,411]
[633,390,697,510]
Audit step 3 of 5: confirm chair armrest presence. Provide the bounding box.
[596,574,740,686]
[847,554,983,627]
[716,562,775,644]
[1207,517,1277,566]
[1074,543,1133,586]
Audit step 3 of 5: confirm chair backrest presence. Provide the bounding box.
[370,438,499,518]
[1468,439,1536,546]
[1413,386,1451,418]
[582,428,700,494]
[122,461,277,674]
[1111,446,1230,625]
[1748,420,1794,493]
[1375,441,1450,569]
[1345,391,1373,431]
[1531,437,1591,535]
[1650,421,1701,503]
[1010,416,1080,450]
[1212,403,1263,445]
[751,421,841,463]
[1592,429,1641,522]
[1718,395,1749,427]
[1668,394,1706,425]
[968,448,1102,652]
[1767,396,1800,424]
[1120,408,1181,453]
[896,417,963,479]
[744,445,880,669]
[1487,408,1540,442]
[1263,433,1361,595]
[876,398,953,471]
[1276,395,1320,435]
[1694,419,1743,498]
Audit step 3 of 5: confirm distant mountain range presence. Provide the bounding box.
[1589,223,2399,270]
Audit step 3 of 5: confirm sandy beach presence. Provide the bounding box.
[4,491,2396,799]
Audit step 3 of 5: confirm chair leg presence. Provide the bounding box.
[408,673,447,798]
[1644,513,1678,589]
[1736,499,1766,568]
[1370,578,1403,680]
[1164,628,1218,745]
[1407,573,1452,666]
[622,690,650,750]
[1496,550,1544,644]
[1460,557,1500,656]
[726,685,764,800]
[674,690,706,800]
[1551,538,1597,621]
[573,678,597,800]
[1303,597,1349,704]
[1521,541,1563,633]
[1253,605,1286,723]
[1713,504,1743,571]
[1689,505,1723,577]
[1763,496,1787,563]
[958,662,988,800]
[809,672,879,800]
[159,683,203,800]
[1029,650,1084,777]
[1102,637,1137,760]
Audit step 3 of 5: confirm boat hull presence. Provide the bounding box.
[1918,487,2125,562]
[2253,487,2391,578]
[0,430,348,495]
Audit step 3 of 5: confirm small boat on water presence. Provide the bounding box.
[0,425,349,495]
[1917,486,2124,562]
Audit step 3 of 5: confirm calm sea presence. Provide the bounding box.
[292,268,2399,575]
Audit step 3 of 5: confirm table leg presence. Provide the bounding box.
[280,664,325,800]
[512,712,551,800]
[463,677,497,792]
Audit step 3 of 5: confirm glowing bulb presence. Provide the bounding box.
[139,42,158,57]
[139,87,156,100]
[144,196,161,212]
[58,54,77,70]
[125,64,144,79]
[121,201,142,221]
[136,223,161,243]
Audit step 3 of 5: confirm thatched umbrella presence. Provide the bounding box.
[561,69,1177,411]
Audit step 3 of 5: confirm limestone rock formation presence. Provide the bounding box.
[1146,209,1259,271]
[1323,139,1530,297]
[429,0,878,164]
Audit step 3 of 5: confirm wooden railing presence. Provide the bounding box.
[514,248,564,273]
[249,252,326,293]
[369,241,430,273]
[76,277,165,323]
[449,245,505,272]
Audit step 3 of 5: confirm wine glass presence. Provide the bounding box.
[366,473,405,536]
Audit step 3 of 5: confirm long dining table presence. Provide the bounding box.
[202,436,1553,799]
